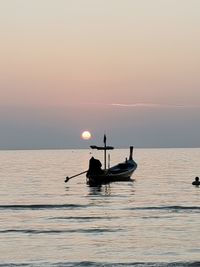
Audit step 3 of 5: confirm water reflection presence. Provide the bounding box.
[88,184,111,196]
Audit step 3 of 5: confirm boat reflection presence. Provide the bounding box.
[88,184,111,196]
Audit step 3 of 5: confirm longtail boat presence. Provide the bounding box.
[86,135,137,186]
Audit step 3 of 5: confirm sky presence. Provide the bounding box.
[0,0,200,149]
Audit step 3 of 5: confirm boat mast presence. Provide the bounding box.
[104,134,106,170]
[90,135,114,171]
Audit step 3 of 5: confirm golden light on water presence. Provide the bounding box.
[81,131,92,140]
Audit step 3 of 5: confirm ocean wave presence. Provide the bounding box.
[0,204,199,212]
[48,216,118,220]
[0,204,87,210]
[0,228,121,235]
[123,205,200,212]
[0,261,200,267]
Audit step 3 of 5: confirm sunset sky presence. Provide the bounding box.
[0,0,200,149]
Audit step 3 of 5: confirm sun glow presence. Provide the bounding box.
[81,130,92,140]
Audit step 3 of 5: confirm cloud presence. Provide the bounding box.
[79,102,200,109]
[110,103,200,109]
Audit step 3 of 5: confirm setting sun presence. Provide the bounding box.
[81,130,92,140]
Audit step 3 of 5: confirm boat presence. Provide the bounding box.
[86,135,137,186]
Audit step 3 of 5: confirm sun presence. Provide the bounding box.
[81,130,92,140]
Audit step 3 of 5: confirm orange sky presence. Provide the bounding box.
[0,0,200,148]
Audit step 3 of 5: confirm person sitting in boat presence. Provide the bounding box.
[192,176,200,186]
[87,156,104,176]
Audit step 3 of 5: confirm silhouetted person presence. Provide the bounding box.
[87,156,104,177]
[192,176,200,186]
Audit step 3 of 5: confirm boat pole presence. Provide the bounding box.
[65,170,87,183]
[108,154,110,168]
[104,134,106,170]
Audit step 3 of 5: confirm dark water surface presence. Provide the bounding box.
[0,148,200,266]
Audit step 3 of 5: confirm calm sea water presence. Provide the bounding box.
[0,148,200,267]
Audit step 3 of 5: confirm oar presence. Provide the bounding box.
[65,170,88,183]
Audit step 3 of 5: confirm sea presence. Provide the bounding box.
[0,148,200,267]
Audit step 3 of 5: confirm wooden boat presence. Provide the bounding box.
[86,135,137,186]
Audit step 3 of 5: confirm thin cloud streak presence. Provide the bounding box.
[82,102,200,109]
[111,103,200,109]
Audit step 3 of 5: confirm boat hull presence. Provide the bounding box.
[87,159,137,186]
